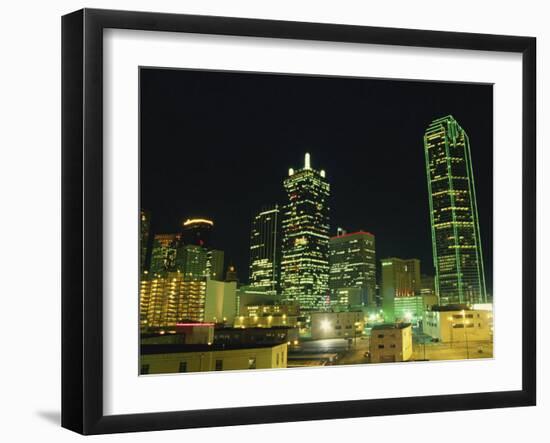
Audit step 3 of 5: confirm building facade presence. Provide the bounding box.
[424,115,487,305]
[381,258,421,322]
[206,249,225,281]
[149,233,181,276]
[175,244,207,279]
[423,305,492,343]
[140,342,288,374]
[249,205,281,294]
[329,230,376,307]
[281,153,330,310]
[139,272,207,331]
[204,279,238,325]
[310,311,364,340]
[369,323,413,363]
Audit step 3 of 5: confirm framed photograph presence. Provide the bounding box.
[62,8,536,435]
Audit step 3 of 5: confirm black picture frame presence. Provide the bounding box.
[62,8,536,435]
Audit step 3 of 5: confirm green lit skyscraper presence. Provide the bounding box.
[281,153,330,310]
[424,115,487,306]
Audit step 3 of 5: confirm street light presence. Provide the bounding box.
[354,321,360,347]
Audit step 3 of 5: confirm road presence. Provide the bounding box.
[289,336,493,366]
[412,340,493,361]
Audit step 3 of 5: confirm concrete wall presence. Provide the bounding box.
[204,279,237,324]
[141,343,288,374]
[370,325,413,363]
[310,311,363,340]
[423,309,492,343]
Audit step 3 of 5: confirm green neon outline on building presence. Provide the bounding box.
[423,115,487,305]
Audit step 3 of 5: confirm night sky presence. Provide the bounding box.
[140,68,493,294]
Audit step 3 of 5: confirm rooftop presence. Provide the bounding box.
[216,325,297,331]
[431,304,472,312]
[141,342,284,355]
[330,230,374,240]
[371,322,412,331]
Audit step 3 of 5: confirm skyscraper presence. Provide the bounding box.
[249,205,281,294]
[140,209,151,272]
[182,218,214,248]
[329,230,376,308]
[140,272,207,330]
[206,249,225,281]
[149,233,181,276]
[281,153,330,310]
[175,244,208,279]
[424,116,487,305]
[381,258,421,322]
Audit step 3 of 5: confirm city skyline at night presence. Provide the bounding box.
[140,68,493,294]
[139,67,494,374]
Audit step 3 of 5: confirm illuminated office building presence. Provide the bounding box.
[182,218,214,248]
[424,116,487,305]
[206,249,225,281]
[249,205,281,294]
[140,272,207,331]
[381,258,421,322]
[329,230,376,307]
[140,209,151,272]
[149,233,181,276]
[143,242,208,330]
[280,153,330,310]
[175,244,207,279]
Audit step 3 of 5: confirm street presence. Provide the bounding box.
[412,340,493,361]
[288,336,493,366]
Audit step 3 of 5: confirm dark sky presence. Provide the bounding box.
[140,68,493,294]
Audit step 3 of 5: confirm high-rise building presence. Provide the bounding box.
[143,242,208,331]
[206,249,225,281]
[381,258,421,322]
[424,115,487,305]
[280,153,330,310]
[182,218,214,248]
[329,230,376,307]
[150,233,181,276]
[249,205,281,294]
[175,244,207,279]
[140,209,151,272]
[140,272,207,331]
